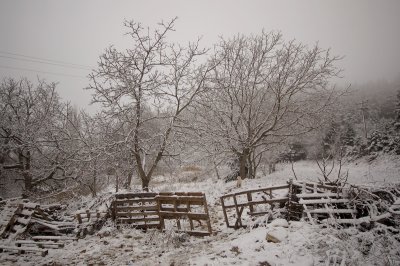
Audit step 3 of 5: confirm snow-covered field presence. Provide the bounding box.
[1,155,399,266]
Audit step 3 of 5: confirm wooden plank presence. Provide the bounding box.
[15,240,64,249]
[220,198,230,228]
[32,236,77,241]
[116,217,160,223]
[296,193,340,199]
[302,204,315,225]
[155,196,205,205]
[116,211,159,217]
[308,208,356,214]
[114,198,157,205]
[115,192,158,199]
[224,197,289,208]
[158,211,208,220]
[299,198,349,205]
[185,230,211,236]
[0,245,48,257]
[158,206,189,212]
[221,185,289,199]
[115,205,158,212]
[249,211,270,216]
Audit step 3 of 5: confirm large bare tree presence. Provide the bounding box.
[88,18,215,190]
[191,32,342,179]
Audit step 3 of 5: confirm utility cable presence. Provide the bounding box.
[0,50,93,70]
[0,65,88,79]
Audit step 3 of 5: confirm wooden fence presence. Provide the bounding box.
[220,184,291,228]
[112,192,212,236]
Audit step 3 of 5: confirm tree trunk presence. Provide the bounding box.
[239,148,249,179]
[23,171,32,191]
[141,177,150,192]
[23,150,32,191]
[124,166,134,189]
[92,168,97,197]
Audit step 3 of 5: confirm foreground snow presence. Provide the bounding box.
[1,155,399,265]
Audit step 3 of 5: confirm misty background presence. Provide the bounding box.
[1,0,400,111]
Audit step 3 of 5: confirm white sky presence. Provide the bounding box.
[1,0,400,111]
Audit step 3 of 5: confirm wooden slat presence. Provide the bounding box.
[114,198,157,205]
[116,211,159,217]
[158,211,208,220]
[15,240,64,249]
[116,217,160,223]
[308,208,356,214]
[155,196,205,205]
[296,193,340,199]
[221,185,289,199]
[224,197,289,208]
[115,205,158,212]
[299,198,349,205]
[115,193,158,199]
[0,245,48,256]
[32,236,77,241]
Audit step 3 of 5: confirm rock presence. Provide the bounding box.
[266,227,288,243]
[289,221,305,229]
[269,218,289,228]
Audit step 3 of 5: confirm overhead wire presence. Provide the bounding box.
[0,50,94,79]
[0,50,93,70]
[0,65,88,79]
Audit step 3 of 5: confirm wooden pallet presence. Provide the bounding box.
[220,184,290,228]
[294,182,356,225]
[113,192,160,230]
[156,192,212,236]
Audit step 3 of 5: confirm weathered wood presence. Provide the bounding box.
[0,245,48,257]
[221,185,290,199]
[15,240,64,249]
[220,185,291,229]
[115,205,158,212]
[31,235,77,241]
[299,198,349,205]
[116,211,159,217]
[156,193,212,236]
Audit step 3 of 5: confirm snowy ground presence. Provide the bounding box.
[1,155,399,265]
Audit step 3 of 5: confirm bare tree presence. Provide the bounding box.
[87,18,215,190]
[191,32,342,179]
[0,77,77,193]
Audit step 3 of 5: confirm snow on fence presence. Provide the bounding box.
[156,192,212,236]
[112,192,213,236]
[112,192,160,230]
[220,180,356,229]
[293,182,357,225]
[220,182,293,229]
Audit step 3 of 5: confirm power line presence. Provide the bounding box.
[0,55,92,71]
[0,51,93,70]
[0,65,88,79]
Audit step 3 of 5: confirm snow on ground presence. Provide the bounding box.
[0,155,399,265]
